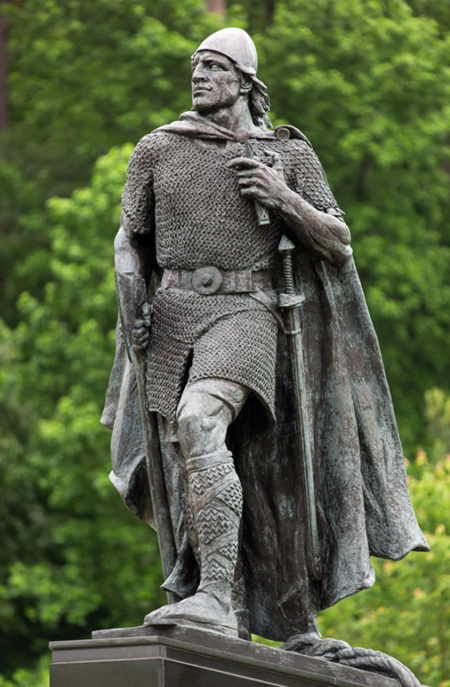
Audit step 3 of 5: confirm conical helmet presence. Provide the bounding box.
[195,28,258,77]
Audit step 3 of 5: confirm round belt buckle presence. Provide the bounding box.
[192,266,223,295]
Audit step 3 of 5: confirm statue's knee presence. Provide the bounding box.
[177,390,226,456]
[177,409,204,450]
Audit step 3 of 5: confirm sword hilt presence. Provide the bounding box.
[278,235,295,294]
[278,235,304,312]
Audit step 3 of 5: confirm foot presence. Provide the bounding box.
[143,587,238,637]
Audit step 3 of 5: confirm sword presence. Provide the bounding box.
[115,271,178,602]
[278,236,322,582]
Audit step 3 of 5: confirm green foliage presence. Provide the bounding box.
[425,388,450,462]
[1,0,450,683]
[255,0,450,449]
[3,0,222,194]
[1,138,449,687]
[0,654,49,687]
[0,147,165,679]
[319,452,450,687]
[256,436,450,685]
[0,0,223,324]
[2,0,450,448]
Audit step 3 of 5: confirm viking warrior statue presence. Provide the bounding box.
[102,28,428,646]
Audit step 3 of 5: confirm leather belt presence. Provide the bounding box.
[161,267,272,295]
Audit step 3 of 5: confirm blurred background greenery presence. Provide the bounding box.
[0,0,449,685]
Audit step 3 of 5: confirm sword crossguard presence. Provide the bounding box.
[279,292,305,309]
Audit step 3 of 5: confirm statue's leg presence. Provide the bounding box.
[143,378,248,637]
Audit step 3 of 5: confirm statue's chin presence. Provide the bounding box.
[192,101,216,115]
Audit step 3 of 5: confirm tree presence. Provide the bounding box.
[257,394,450,686]
[2,0,449,449]
[1,0,450,682]
[2,0,220,195]
[0,0,223,323]
[2,141,449,686]
[318,450,450,687]
[0,147,165,679]
[256,0,450,449]
[0,1,10,132]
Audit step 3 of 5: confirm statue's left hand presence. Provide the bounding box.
[228,151,291,210]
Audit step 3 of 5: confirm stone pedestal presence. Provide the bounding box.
[50,625,398,687]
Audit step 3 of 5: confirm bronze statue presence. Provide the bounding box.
[102,26,428,658]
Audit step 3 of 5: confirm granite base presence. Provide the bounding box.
[50,624,398,687]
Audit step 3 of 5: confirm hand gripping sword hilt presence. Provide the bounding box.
[245,139,271,226]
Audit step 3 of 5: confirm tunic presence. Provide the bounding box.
[121,130,343,422]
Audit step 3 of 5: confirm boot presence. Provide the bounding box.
[144,450,243,637]
[232,565,251,640]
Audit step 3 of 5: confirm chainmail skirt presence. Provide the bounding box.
[145,288,278,423]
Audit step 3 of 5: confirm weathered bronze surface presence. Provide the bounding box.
[99,26,429,685]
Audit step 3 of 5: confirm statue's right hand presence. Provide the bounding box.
[133,319,150,351]
[133,302,151,351]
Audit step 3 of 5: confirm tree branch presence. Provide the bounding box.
[205,0,225,17]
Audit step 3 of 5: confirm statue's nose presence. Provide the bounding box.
[192,65,207,84]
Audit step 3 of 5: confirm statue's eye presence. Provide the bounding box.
[209,62,224,71]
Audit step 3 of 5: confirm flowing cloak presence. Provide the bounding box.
[101,112,429,642]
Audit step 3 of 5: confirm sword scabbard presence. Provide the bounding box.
[278,236,322,581]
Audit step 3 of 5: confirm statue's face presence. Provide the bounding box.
[191,50,242,113]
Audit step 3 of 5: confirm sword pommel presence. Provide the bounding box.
[278,235,295,255]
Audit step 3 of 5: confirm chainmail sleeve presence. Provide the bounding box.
[288,140,352,267]
[293,141,343,215]
[121,134,155,235]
